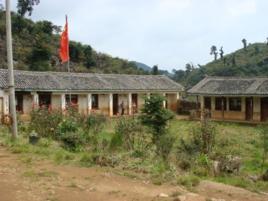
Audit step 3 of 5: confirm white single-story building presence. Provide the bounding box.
[188,76,268,122]
[0,69,183,119]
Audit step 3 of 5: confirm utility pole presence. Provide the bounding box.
[6,0,18,139]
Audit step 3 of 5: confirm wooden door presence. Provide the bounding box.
[246,97,253,121]
[113,94,118,115]
[261,97,268,122]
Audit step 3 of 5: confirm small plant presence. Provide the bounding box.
[177,174,200,189]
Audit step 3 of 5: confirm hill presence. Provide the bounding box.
[0,11,147,74]
[173,43,268,88]
[132,61,152,72]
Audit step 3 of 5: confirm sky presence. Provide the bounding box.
[2,0,268,71]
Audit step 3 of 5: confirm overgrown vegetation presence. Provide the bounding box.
[1,103,268,192]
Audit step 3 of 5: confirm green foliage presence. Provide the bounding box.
[178,120,216,157]
[177,174,200,189]
[17,0,40,16]
[0,11,147,74]
[114,117,147,151]
[140,94,174,142]
[173,43,268,88]
[258,124,268,171]
[29,109,63,138]
[85,113,107,134]
[140,94,174,160]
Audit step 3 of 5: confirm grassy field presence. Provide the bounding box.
[0,119,267,192]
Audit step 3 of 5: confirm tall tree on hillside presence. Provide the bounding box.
[152,65,159,75]
[83,45,96,68]
[242,38,247,50]
[219,46,224,59]
[210,45,218,61]
[17,0,40,16]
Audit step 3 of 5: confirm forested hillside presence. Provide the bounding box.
[0,10,146,74]
[173,43,268,88]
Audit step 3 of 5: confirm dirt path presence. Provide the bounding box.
[0,146,267,201]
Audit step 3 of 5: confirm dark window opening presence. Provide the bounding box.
[15,94,23,112]
[204,97,211,110]
[39,93,51,108]
[66,94,78,106]
[92,94,99,109]
[229,97,241,111]
[215,97,226,111]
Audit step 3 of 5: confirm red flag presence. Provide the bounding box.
[59,15,69,63]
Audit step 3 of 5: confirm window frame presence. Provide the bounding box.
[229,97,242,111]
[215,97,226,111]
[92,94,99,109]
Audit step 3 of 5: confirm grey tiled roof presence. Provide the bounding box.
[188,76,268,96]
[0,69,183,92]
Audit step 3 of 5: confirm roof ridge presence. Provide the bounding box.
[0,68,165,77]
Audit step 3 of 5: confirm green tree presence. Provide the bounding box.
[140,95,175,160]
[83,45,96,68]
[152,65,159,75]
[210,45,218,61]
[17,0,40,16]
[242,38,247,49]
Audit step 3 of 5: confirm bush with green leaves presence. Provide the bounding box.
[29,108,63,138]
[140,94,174,159]
[114,117,147,150]
[258,124,268,172]
[85,113,107,134]
[178,119,216,157]
[56,118,85,151]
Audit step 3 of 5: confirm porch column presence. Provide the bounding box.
[87,93,92,115]
[3,93,9,115]
[226,97,230,111]
[109,93,113,117]
[176,92,180,100]
[60,94,66,111]
[200,96,205,121]
[163,93,166,108]
[31,92,39,109]
[211,97,215,111]
[128,93,132,115]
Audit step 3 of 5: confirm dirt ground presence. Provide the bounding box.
[0,146,268,201]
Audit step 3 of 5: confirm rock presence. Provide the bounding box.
[248,175,259,182]
[217,155,241,174]
[158,193,169,198]
[176,195,186,201]
[210,198,226,201]
[213,160,220,176]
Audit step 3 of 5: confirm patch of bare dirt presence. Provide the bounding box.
[0,146,267,201]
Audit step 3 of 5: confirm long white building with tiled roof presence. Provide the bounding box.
[0,69,183,118]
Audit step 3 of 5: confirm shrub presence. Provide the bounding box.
[85,113,107,134]
[56,118,85,151]
[140,94,174,159]
[177,120,216,157]
[29,108,63,138]
[177,175,200,188]
[156,133,175,161]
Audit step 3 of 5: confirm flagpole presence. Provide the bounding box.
[6,0,18,139]
[66,15,71,105]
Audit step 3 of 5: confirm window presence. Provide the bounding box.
[65,94,78,105]
[229,97,241,111]
[215,97,226,111]
[92,94,99,109]
[15,94,23,112]
[204,97,211,110]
